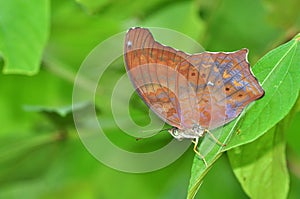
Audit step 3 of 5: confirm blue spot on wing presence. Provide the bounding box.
[226,104,237,119]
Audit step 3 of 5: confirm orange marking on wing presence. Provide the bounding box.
[223,70,231,79]
[233,80,242,87]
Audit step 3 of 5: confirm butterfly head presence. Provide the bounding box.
[168,125,205,140]
[168,128,182,140]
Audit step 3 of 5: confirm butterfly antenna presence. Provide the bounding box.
[135,128,171,141]
[158,128,171,133]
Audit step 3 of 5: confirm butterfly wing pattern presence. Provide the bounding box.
[124,27,264,140]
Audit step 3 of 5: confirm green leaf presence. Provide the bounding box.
[188,150,223,199]
[76,0,175,19]
[142,1,205,41]
[23,102,93,117]
[228,124,289,199]
[228,95,300,199]
[199,0,284,58]
[264,0,300,29]
[285,95,300,156]
[75,0,110,14]
[0,133,63,186]
[188,33,300,198]
[23,102,97,128]
[0,0,50,75]
[226,33,300,149]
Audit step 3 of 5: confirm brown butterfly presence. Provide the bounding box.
[124,27,264,166]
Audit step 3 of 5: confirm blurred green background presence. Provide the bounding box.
[0,0,300,198]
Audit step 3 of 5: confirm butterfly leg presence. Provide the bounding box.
[204,129,227,147]
[192,138,208,167]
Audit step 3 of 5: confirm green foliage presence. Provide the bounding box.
[228,117,289,199]
[0,0,49,74]
[188,32,300,199]
[227,35,300,199]
[0,0,300,199]
[227,34,300,148]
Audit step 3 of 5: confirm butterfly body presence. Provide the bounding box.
[168,125,205,140]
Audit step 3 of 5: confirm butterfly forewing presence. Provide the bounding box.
[124,27,199,129]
